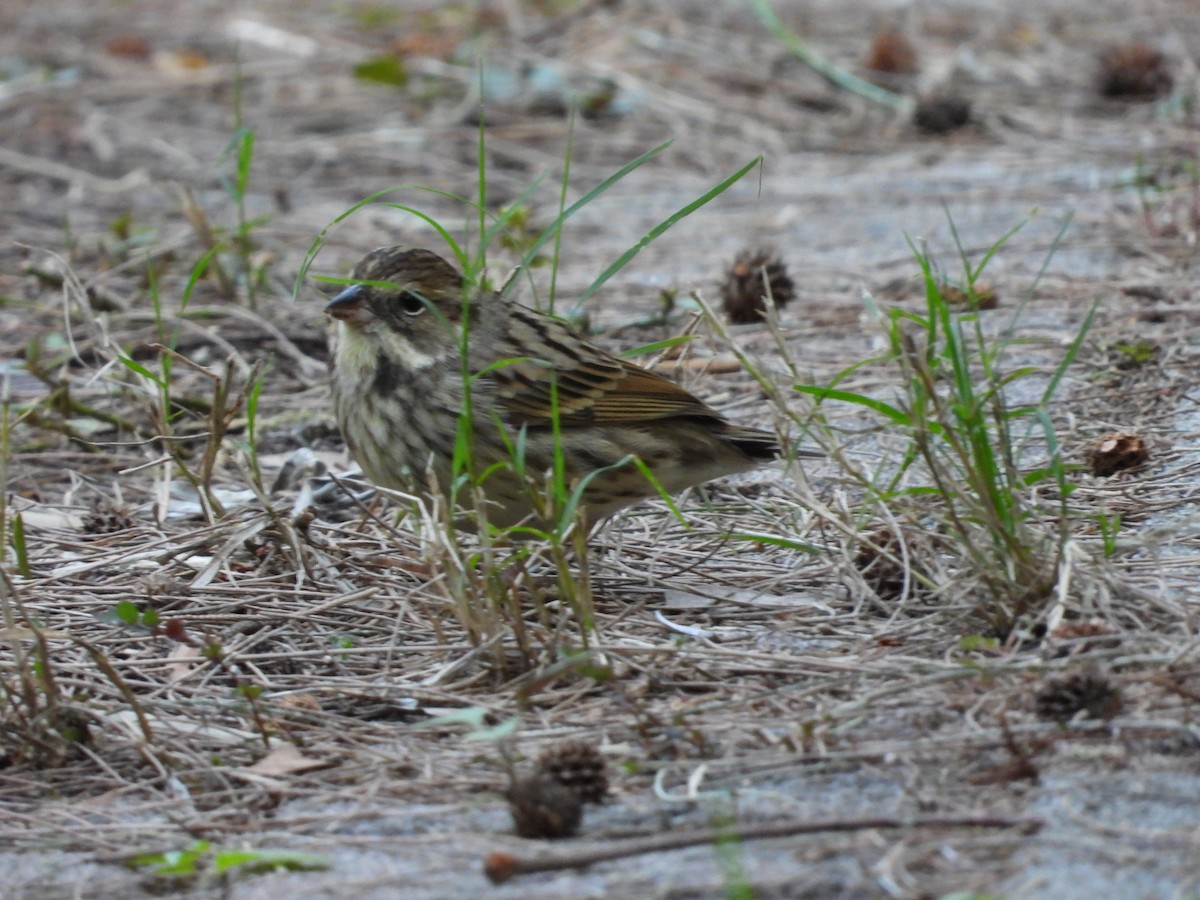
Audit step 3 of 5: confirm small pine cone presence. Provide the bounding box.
[912,93,972,134]
[1097,42,1173,99]
[1035,666,1123,723]
[82,501,136,535]
[506,771,583,839]
[537,739,608,805]
[854,526,932,602]
[864,29,918,76]
[720,249,795,324]
[1085,432,1149,477]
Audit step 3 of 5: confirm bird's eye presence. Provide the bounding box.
[398,291,427,316]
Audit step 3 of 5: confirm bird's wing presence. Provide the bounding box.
[488,309,722,427]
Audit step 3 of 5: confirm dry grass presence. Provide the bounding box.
[4,254,1198,862]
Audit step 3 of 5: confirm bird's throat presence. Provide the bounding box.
[336,324,438,382]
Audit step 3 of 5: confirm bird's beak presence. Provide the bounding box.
[325,285,374,325]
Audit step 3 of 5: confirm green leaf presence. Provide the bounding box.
[211,848,329,874]
[144,851,196,875]
[129,841,328,878]
[958,634,999,652]
[421,707,490,729]
[464,715,522,742]
[114,600,140,625]
[130,841,209,875]
[353,56,408,87]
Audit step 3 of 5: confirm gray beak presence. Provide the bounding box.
[325,285,370,323]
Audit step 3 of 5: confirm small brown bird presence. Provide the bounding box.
[325,246,808,529]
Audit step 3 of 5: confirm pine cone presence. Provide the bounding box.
[1098,42,1173,99]
[1035,666,1123,723]
[864,28,918,76]
[854,525,933,602]
[1085,432,1149,477]
[536,739,609,805]
[506,771,583,839]
[720,249,796,324]
[913,93,972,134]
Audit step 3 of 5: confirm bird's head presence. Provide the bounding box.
[325,246,473,369]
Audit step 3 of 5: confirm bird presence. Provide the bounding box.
[325,245,810,530]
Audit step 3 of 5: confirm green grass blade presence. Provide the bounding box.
[730,532,822,554]
[547,109,576,312]
[792,385,913,425]
[618,336,695,359]
[10,512,30,577]
[181,244,219,316]
[1039,298,1096,407]
[579,156,763,304]
[234,128,255,201]
[506,140,675,293]
[292,185,478,297]
[749,0,905,110]
[117,354,166,387]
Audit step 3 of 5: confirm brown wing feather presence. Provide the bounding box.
[587,364,722,423]
[490,309,722,427]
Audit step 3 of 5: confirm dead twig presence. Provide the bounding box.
[483,812,1043,884]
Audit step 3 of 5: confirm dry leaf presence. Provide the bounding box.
[247,743,331,776]
[167,644,202,684]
